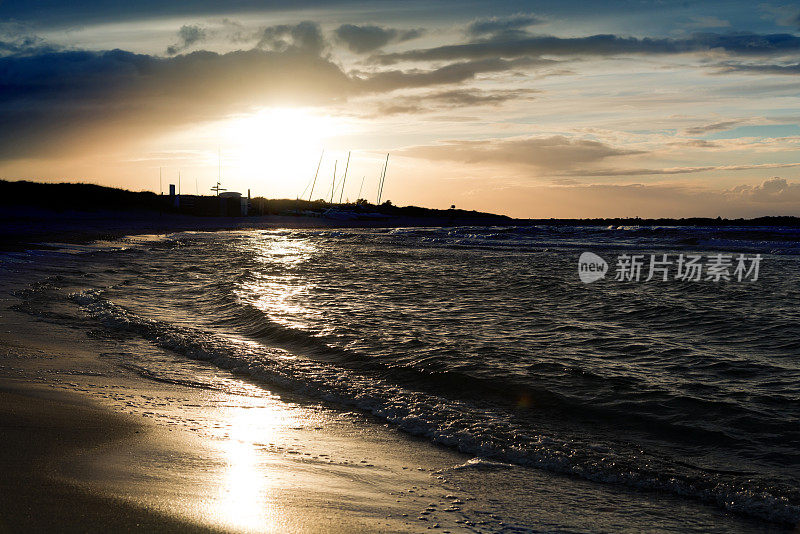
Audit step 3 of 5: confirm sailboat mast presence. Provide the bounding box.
[338,151,351,204]
[329,160,338,203]
[377,153,389,204]
[357,176,365,200]
[376,159,385,204]
[308,150,324,201]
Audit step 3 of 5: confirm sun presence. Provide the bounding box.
[220,107,343,198]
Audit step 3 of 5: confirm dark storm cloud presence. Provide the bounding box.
[334,24,424,54]
[375,32,800,64]
[400,135,642,170]
[466,13,544,37]
[166,25,208,55]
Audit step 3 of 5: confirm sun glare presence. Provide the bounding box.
[221,108,342,198]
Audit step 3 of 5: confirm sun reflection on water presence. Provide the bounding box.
[236,234,320,330]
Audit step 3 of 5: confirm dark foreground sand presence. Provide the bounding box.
[0,386,224,533]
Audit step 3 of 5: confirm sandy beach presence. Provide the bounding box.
[0,301,474,533]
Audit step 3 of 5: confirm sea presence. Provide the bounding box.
[3,224,799,528]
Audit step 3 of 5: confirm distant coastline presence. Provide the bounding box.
[2,179,800,251]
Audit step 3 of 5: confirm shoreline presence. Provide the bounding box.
[0,302,482,533]
[0,211,506,252]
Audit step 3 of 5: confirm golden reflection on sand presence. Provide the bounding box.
[205,394,298,533]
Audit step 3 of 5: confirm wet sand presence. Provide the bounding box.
[0,386,225,533]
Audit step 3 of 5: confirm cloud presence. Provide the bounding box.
[414,88,538,106]
[375,32,800,65]
[334,24,424,53]
[559,162,800,177]
[399,135,642,170]
[255,21,326,55]
[399,28,425,41]
[166,25,208,55]
[371,88,538,115]
[684,119,750,135]
[218,18,250,43]
[717,62,800,75]
[357,56,554,92]
[727,176,800,203]
[466,13,544,37]
[0,34,58,56]
[667,139,720,148]
[400,136,800,178]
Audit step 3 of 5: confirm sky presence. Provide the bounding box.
[1,0,800,218]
